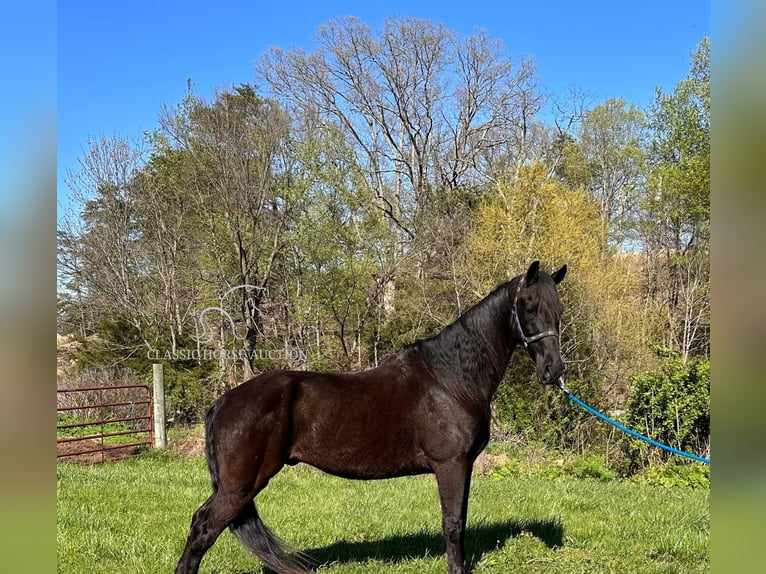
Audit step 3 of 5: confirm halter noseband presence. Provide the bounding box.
[511,276,559,349]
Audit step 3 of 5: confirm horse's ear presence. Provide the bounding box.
[552,264,567,284]
[525,261,541,285]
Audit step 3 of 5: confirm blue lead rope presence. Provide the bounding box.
[556,380,710,465]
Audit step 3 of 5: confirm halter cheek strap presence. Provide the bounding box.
[511,277,560,349]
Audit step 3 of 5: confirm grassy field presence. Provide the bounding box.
[57,452,708,573]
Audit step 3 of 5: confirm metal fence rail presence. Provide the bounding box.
[57,384,153,462]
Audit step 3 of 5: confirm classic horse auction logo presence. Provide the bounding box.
[191,284,266,345]
[147,284,307,362]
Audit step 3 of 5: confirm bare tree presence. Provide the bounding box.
[258,17,544,234]
[60,136,157,351]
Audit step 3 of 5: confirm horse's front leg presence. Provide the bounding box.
[435,458,472,574]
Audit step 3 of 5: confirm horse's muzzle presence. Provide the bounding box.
[537,357,564,385]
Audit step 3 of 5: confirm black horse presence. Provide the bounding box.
[175,261,567,574]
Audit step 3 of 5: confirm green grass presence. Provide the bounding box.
[57,452,708,573]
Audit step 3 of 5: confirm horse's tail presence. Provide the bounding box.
[230,502,312,574]
[203,398,223,492]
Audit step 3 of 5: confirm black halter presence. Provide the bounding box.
[511,276,559,349]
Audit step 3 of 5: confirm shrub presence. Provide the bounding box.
[162,364,220,425]
[565,455,617,481]
[488,454,618,482]
[631,462,710,489]
[487,459,523,481]
[624,347,709,466]
[492,353,608,454]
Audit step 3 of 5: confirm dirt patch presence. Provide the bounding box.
[172,435,206,457]
[57,438,146,463]
[473,452,510,475]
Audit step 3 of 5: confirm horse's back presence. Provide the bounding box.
[284,360,434,478]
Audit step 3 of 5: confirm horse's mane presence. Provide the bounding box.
[397,278,519,406]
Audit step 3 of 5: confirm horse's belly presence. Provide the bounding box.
[299,455,430,480]
[289,419,429,479]
[294,452,430,480]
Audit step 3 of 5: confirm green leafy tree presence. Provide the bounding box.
[279,124,391,370]
[641,38,710,361]
[578,98,646,251]
[156,84,294,380]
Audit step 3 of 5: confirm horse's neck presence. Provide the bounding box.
[462,312,516,391]
[426,283,519,406]
[462,281,517,373]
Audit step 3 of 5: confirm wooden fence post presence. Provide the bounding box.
[152,363,167,449]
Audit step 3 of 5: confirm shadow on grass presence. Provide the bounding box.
[299,517,564,569]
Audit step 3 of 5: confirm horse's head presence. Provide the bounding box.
[512,261,567,385]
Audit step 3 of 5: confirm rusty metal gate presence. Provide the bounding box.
[57,384,153,462]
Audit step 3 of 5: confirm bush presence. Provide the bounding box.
[624,348,709,466]
[492,351,608,454]
[487,458,523,481]
[565,455,617,481]
[631,462,710,489]
[162,364,220,425]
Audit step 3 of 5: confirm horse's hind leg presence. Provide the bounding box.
[176,441,298,572]
[174,490,247,574]
[224,436,310,573]
[176,378,300,573]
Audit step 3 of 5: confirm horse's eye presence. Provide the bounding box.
[527,306,537,316]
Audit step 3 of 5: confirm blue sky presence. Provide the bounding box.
[57,0,709,220]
